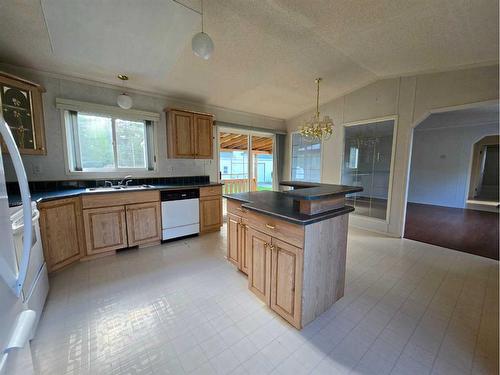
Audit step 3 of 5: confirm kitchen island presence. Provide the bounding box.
[224,181,362,329]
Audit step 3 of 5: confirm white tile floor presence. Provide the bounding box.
[31,225,499,375]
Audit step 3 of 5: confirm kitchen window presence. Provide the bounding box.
[65,111,154,172]
[290,133,321,182]
[57,99,159,173]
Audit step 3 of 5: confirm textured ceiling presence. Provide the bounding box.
[0,0,497,120]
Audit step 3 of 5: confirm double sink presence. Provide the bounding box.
[85,184,155,193]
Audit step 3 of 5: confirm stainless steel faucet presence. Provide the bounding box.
[104,180,113,187]
[119,175,133,186]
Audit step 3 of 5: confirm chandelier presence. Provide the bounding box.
[299,78,334,141]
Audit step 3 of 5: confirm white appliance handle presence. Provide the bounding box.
[0,118,32,297]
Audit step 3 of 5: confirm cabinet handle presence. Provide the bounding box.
[265,224,276,230]
[236,207,247,213]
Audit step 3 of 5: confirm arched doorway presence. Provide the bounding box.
[404,102,499,260]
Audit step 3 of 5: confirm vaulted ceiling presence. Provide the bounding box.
[0,0,497,120]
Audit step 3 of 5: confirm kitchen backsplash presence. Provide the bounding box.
[6,175,211,196]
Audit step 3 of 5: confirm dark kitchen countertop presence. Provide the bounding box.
[223,191,354,225]
[279,181,363,200]
[8,182,223,207]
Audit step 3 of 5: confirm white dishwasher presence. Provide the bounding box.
[161,189,200,240]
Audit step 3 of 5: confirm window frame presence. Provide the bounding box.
[288,131,323,183]
[57,98,159,177]
[340,115,398,224]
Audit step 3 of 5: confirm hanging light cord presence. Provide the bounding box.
[201,0,204,32]
[315,78,321,120]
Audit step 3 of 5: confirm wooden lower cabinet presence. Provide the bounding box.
[270,238,303,328]
[246,226,304,328]
[247,227,272,304]
[200,195,222,233]
[126,202,161,246]
[239,219,249,274]
[227,213,240,265]
[83,206,128,255]
[227,213,249,274]
[39,197,84,273]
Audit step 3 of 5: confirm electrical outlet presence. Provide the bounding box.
[32,163,42,176]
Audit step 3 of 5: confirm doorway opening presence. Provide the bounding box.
[467,135,499,206]
[404,103,499,260]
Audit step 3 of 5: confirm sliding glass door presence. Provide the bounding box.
[219,129,275,194]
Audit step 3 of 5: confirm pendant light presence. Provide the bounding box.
[116,74,133,109]
[191,0,214,60]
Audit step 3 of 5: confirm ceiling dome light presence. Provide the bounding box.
[116,74,133,109]
[192,31,214,60]
[117,93,132,109]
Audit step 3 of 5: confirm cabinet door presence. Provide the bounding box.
[227,213,240,265]
[126,202,161,246]
[39,198,84,273]
[168,110,194,158]
[0,73,46,155]
[83,206,128,255]
[270,238,303,328]
[239,220,249,274]
[247,227,272,304]
[194,114,213,159]
[200,196,222,233]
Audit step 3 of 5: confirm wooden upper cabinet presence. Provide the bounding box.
[0,71,46,155]
[270,237,303,328]
[194,114,213,158]
[38,197,84,273]
[166,109,213,159]
[167,110,194,158]
[126,201,161,247]
[83,206,128,255]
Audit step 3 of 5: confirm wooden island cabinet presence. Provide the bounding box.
[225,181,361,329]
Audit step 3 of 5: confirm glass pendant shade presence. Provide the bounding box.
[117,93,132,109]
[192,32,214,60]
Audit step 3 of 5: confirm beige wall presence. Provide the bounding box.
[285,65,499,237]
[1,64,285,182]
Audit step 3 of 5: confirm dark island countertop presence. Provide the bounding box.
[8,182,223,207]
[223,191,354,225]
[280,181,362,200]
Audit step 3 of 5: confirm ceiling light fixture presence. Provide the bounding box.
[299,78,334,141]
[116,74,133,109]
[191,0,214,60]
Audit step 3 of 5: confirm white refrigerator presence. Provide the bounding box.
[0,116,38,375]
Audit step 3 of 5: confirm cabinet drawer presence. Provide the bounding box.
[81,190,160,209]
[246,210,304,249]
[199,185,222,197]
[227,199,249,218]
